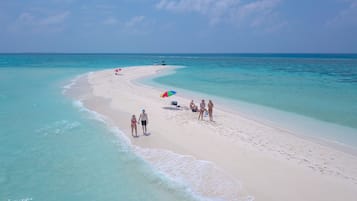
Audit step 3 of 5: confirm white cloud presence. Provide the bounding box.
[40,11,70,25]
[156,0,283,28]
[125,16,145,27]
[17,13,36,25]
[10,11,70,33]
[156,0,217,13]
[327,0,357,27]
[51,0,76,3]
[16,11,70,26]
[103,17,118,25]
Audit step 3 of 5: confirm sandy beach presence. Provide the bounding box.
[68,65,357,201]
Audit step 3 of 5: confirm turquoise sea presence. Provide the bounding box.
[1,54,356,200]
[151,54,357,148]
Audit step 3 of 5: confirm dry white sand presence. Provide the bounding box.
[69,65,357,201]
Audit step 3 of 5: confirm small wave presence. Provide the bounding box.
[72,100,107,123]
[73,98,253,201]
[108,126,253,201]
[109,126,133,152]
[62,73,90,94]
[136,148,253,201]
[35,120,81,136]
[63,80,75,90]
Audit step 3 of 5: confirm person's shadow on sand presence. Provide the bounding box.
[162,106,181,110]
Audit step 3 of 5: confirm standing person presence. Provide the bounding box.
[131,114,138,137]
[138,109,149,135]
[208,100,214,121]
[198,99,206,120]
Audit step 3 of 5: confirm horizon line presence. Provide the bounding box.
[1,52,357,55]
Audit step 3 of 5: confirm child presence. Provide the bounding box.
[131,114,138,137]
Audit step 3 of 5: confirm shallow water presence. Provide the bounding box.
[0,66,202,201]
[1,53,356,200]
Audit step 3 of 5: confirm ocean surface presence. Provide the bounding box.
[150,54,357,147]
[1,53,356,200]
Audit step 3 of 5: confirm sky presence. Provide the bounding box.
[0,0,356,53]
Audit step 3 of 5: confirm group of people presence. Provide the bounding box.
[130,100,214,137]
[130,109,149,137]
[190,99,214,121]
[114,68,122,75]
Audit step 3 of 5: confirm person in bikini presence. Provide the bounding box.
[138,109,149,135]
[198,99,206,120]
[131,114,138,137]
[208,100,214,121]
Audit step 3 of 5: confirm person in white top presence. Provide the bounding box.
[138,109,149,135]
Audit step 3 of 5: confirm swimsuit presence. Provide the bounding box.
[131,119,136,126]
[200,103,205,112]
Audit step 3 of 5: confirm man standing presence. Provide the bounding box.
[138,109,149,135]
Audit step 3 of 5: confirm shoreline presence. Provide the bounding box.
[140,68,357,155]
[67,65,357,201]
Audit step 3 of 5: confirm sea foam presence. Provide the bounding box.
[72,99,254,201]
[35,120,81,136]
[135,148,254,201]
[62,73,92,94]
